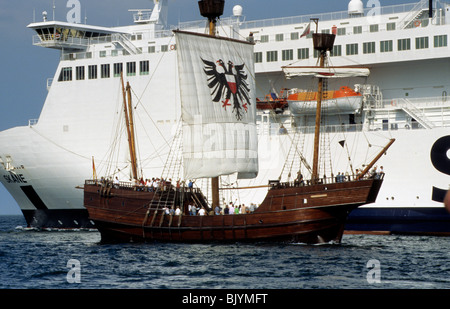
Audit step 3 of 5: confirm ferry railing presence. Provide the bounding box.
[385,96,449,109]
[180,3,418,30]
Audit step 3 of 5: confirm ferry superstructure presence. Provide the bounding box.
[0,0,449,234]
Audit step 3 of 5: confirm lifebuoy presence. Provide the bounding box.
[170,44,175,50]
[414,20,421,27]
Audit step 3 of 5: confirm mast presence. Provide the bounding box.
[121,72,138,181]
[198,0,225,208]
[311,19,335,183]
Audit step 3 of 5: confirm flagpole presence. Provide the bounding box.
[198,0,225,210]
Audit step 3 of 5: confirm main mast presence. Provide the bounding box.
[198,0,225,209]
[311,20,335,184]
[121,72,139,181]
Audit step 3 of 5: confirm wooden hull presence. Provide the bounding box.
[84,177,383,244]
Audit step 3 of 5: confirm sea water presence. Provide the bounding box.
[0,215,448,290]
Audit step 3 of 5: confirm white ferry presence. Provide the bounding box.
[0,0,449,234]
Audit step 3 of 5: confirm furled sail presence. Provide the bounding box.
[283,66,370,79]
[174,30,258,180]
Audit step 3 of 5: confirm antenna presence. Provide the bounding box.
[53,0,56,21]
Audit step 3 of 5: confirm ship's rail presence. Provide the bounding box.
[84,179,202,194]
[269,172,385,190]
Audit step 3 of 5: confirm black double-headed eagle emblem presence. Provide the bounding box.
[201,58,251,121]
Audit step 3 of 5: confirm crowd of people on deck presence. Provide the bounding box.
[111,176,197,192]
[159,201,259,217]
[291,165,385,186]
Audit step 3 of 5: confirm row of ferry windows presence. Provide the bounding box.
[58,61,150,82]
[256,35,448,62]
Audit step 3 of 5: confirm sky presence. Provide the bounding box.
[0,0,413,214]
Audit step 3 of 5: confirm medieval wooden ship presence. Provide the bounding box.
[83,1,394,244]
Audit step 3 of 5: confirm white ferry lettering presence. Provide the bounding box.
[430,136,450,202]
[3,172,27,184]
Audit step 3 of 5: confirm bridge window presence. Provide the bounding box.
[415,37,429,49]
[434,35,447,47]
[126,62,136,76]
[398,38,411,51]
[380,40,393,52]
[76,66,84,80]
[346,43,358,55]
[266,50,278,62]
[58,67,72,82]
[114,63,123,77]
[140,61,149,75]
[88,65,97,79]
[101,64,110,78]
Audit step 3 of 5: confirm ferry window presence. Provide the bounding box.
[260,35,269,43]
[290,32,299,40]
[363,42,376,54]
[380,40,393,52]
[353,26,362,34]
[101,64,110,78]
[346,43,358,56]
[114,63,123,77]
[387,23,396,31]
[148,46,156,53]
[275,34,284,42]
[140,61,149,75]
[161,45,169,52]
[254,52,263,63]
[126,62,136,76]
[100,51,106,58]
[111,50,118,57]
[337,28,346,36]
[415,37,429,49]
[331,45,342,57]
[88,65,97,79]
[434,35,447,47]
[266,50,278,62]
[282,49,293,61]
[369,24,379,32]
[297,48,309,60]
[58,67,72,82]
[76,66,85,80]
[398,38,411,51]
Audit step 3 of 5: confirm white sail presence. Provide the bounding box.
[283,66,370,79]
[174,31,258,180]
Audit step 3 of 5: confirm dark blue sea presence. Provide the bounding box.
[0,215,449,293]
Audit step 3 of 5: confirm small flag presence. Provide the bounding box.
[301,23,311,38]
